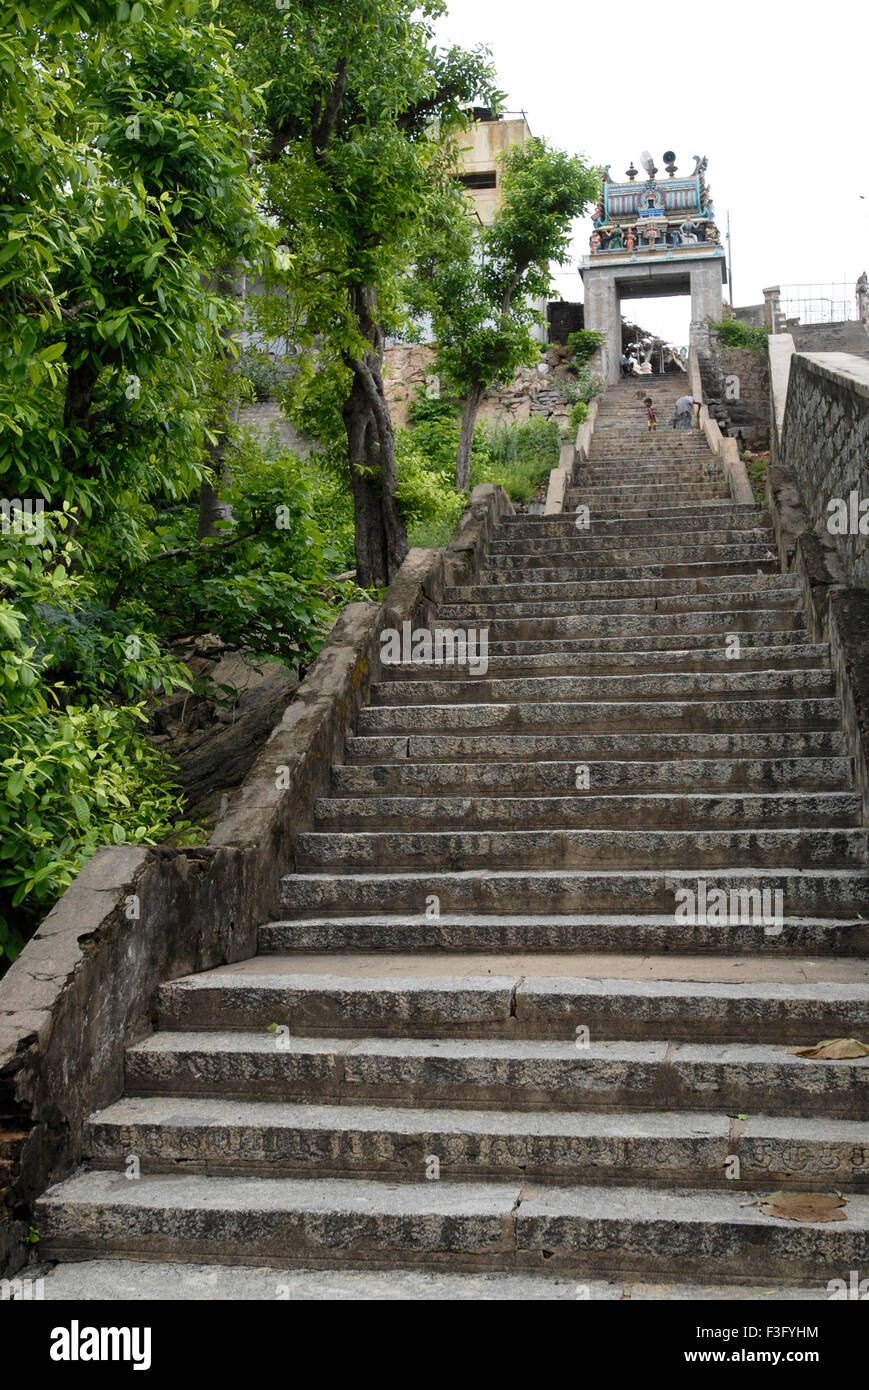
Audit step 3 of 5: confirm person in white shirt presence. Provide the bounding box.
[673,393,696,429]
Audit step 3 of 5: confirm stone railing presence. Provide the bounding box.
[0,483,513,1277]
[544,398,600,514]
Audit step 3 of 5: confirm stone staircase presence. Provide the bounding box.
[36,375,869,1298]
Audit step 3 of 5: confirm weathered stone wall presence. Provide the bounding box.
[732,304,765,329]
[382,345,574,431]
[382,344,437,429]
[237,401,312,457]
[698,346,770,448]
[779,353,869,585]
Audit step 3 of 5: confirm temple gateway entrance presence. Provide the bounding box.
[580,152,727,382]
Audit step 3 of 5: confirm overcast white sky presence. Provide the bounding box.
[434,0,869,344]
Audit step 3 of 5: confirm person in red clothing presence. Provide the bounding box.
[644,397,657,432]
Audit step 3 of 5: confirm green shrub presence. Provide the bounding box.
[710,318,770,350]
[0,515,200,967]
[238,349,284,401]
[566,329,605,364]
[471,417,558,503]
[562,365,604,408]
[395,403,559,546]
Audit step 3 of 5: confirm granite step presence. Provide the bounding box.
[32,1259,839,1301]
[83,1097,869,1190]
[311,790,861,833]
[125,1031,869,1119]
[293,825,868,872]
[258,912,869,958]
[280,867,869,918]
[370,669,832,707]
[35,1171,869,1282]
[356,696,840,736]
[332,751,851,793]
[154,961,869,1042]
[344,729,843,764]
[377,644,831,680]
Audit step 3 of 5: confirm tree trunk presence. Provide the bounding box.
[343,378,387,589]
[343,284,408,588]
[196,452,234,540]
[60,353,99,538]
[455,383,484,492]
[197,267,244,540]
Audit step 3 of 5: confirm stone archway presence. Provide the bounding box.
[582,254,726,382]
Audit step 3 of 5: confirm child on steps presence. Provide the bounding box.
[644,397,657,432]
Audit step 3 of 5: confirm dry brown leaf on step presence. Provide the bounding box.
[787,1037,869,1059]
[758,1191,847,1223]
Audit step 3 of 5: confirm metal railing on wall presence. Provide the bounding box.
[778,282,856,324]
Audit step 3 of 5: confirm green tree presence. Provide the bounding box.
[0,0,267,524]
[218,0,499,586]
[416,137,600,490]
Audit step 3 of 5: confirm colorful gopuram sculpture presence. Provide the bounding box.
[589,153,722,257]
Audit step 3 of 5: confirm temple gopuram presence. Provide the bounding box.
[581,152,728,381]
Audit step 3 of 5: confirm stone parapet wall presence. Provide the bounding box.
[779,352,869,585]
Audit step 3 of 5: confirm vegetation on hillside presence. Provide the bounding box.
[0,0,578,966]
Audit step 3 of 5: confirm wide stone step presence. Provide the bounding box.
[372,669,831,708]
[493,512,766,543]
[484,560,778,583]
[333,752,850,795]
[345,728,843,764]
[32,1258,838,1301]
[377,644,830,681]
[499,504,756,535]
[576,470,723,487]
[428,611,804,639]
[575,467,723,484]
[280,867,869,919]
[488,535,773,560]
[445,574,785,604]
[578,461,723,472]
[357,696,840,736]
[155,961,869,1042]
[437,601,801,629]
[83,1097,869,1190]
[481,630,809,656]
[259,912,868,957]
[476,567,785,591]
[294,825,867,872]
[482,552,777,578]
[35,1171,869,1280]
[125,1031,869,1119]
[446,576,794,604]
[566,488,726,507]
[312,790,860,833]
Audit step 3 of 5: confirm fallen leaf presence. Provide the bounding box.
[759,1191,847,1223]
[788,1037,869,1059]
